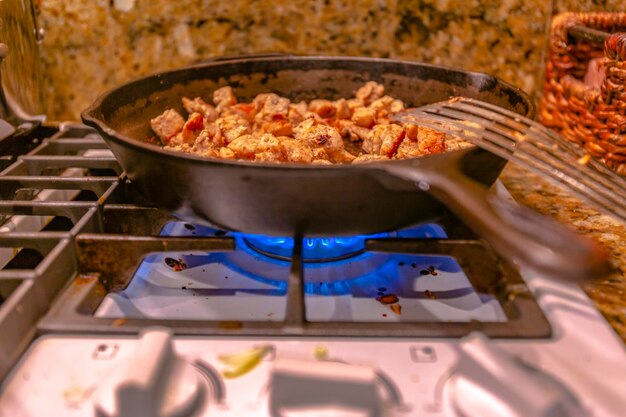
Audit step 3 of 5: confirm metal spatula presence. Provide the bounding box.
[390,97,626,223]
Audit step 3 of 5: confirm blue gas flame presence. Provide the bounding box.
[241,234,388,260]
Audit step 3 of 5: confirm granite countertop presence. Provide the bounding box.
[501,164,626,343]
[39,0,552,121]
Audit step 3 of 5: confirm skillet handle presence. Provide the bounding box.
[381,155,610,282]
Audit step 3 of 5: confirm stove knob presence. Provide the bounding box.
[94,328,207,417]
[447,333,584,417]
[269,357,402,416]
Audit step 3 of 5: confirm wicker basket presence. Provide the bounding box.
[539,12,626,175]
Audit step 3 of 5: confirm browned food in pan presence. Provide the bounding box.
[150,82,470,164]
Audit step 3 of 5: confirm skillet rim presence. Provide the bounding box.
[81,55,535,171]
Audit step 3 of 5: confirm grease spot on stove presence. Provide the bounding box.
[219,321,243,330]
[424,290,437,299]
[112,318,127,327]
[390,304,402,315]
[376,294,399,304]
[165,257,187,271]
[420,266,438,276]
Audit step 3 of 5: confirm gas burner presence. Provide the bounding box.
[239,235,384,263]
[237,223,447,263]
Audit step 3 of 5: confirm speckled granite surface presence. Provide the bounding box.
[501,164,626,343]
[39,0,552,121]
[38,1,625,341]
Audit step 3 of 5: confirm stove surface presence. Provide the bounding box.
[1,273,625,417]
[95,222,507,324]
[0,125,624,417]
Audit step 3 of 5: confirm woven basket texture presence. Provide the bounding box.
[540,12,626,175]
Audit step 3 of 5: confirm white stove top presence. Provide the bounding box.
[1,271,625,417]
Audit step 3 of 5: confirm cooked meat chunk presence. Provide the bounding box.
[181,112,204,143]
[288,101,309,125]
[445,134,474,152]
[352,107,376,128]
[311,147,330,161]
[213,86,237,111]
[199,148,219,158]
[182,97,218,122]
[154,82,451,164]
[262,119,294,136]
[332,149,357,163]
[418,126,446,155]
[333,119,352,137]
[252,93,272,111]
[280,138,313,163]
[390,99,404,114]
[368,96,393,115]
[226,103,257,121]
[347,124,372,142]
[394,139,422,159]
[369,96,404,119]
[404,123,418,141]
[293,117,316,139]
[255,133,283,160]
[218,147,237,159]
[190,128,217,153]
[300,124,344,155]
[312,159,333,165]
[216,115,250,145]
[355,81,385,105]
[257,93,290,121]
[364,124,405,157]
[309,100,335,118]
[346,98,363,112]
[334,99,352,119]
[380,125,406,157]
[227,135,259,159]
[395,126,446,159]
[151,109,185,143]
[353,154,389,164]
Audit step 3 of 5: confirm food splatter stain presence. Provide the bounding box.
[165,257,187,271]
[424,290,437,299]
[420,265,438,276]
[376,294,399,305]
[390,304,402,315]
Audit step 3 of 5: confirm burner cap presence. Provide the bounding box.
[241,235,386,263]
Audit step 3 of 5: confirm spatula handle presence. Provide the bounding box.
[382,154,610,282]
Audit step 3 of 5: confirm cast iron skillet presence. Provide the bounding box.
[82,55,607,281]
